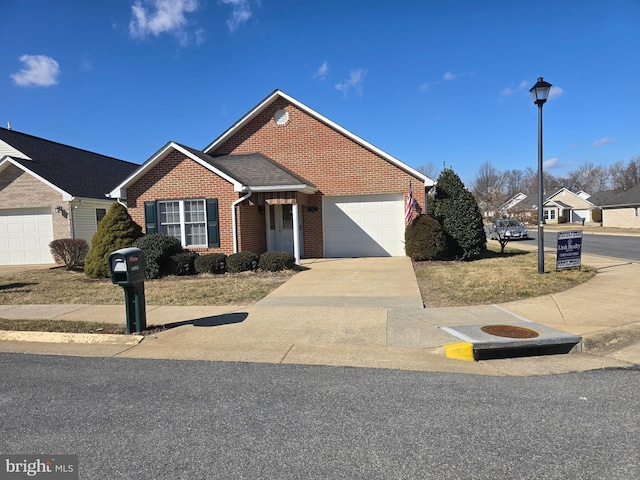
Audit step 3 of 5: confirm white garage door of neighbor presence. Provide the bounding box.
[0,208,54,265]
[323,194,405,257]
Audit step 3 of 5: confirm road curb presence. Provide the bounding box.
[0,330,144,345]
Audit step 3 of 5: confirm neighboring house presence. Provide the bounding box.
[542,188,597,224]
[110,90,434,262]
[498,192,528,218]
[0,128,138,265]
[595,184,640,228]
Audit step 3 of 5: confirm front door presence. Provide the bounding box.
[267,204,302,256]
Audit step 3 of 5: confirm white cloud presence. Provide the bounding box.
[220,0,252,33]
[129,0,199,45]
[443,72,456,81]
[544,157,560,169]
[500,79,528,96]
[593,137,615,146]
[335,68,367,97]
[312,61,329,80]
[548,85,563,99]
[11,55,60,87]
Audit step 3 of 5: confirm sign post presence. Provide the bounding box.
[556,230,583,271]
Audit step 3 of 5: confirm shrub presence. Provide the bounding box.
[49,238,89,270]
[194,253,227,274]
[132,234,183,279]
[84,203,144,278]
[405,215,447,261]
[226,251,258,273]
[166,251,198,276]
[259,251,296,271]
[433,168,487,260]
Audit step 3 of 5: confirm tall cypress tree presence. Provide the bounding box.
[434,168,486,260]
[84,202,144,278]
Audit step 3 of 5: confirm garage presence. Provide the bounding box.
[0,208,54,265]
[323,194,405,257]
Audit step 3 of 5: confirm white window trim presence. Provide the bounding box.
[159,199,207,247]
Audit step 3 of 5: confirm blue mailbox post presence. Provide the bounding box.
[108,247,147,334]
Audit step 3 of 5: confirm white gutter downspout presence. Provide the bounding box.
[232,188,252,254]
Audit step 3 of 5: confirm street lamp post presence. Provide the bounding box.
[529,77,552,274]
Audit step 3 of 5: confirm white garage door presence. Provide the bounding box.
[0,208,54,265]
[323,194,405,257]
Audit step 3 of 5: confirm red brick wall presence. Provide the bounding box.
[210,97,426,257]
[127,150,242,255]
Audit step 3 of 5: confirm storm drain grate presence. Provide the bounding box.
[480,324,540,339]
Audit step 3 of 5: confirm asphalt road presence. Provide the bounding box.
[1,354,638,479]
[517,233,639,262]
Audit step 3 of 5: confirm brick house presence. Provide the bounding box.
[0,128,137,265]
[110,90,434,262]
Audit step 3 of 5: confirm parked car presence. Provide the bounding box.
[488,219,529,240]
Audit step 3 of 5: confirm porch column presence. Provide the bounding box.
[292,202,301,265]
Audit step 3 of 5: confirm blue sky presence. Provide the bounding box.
[2,0,639,185]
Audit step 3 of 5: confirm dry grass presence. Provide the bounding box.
[0,318,126,334]
[0,268,294,306]
[413,245,596,308]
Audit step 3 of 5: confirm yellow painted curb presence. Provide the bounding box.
[444,342,475,361]
[0,330,143,345]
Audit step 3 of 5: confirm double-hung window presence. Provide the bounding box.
[158,200,207,247]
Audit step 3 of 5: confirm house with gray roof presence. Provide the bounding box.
[594,184,640,228]
[110,90,434,263]
[0,127,138,264]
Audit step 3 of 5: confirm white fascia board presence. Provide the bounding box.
[0,139,31,160]
[249,184,317,194]
[108,142,244,198]
[0,156,73,200]
[203,90,435,187]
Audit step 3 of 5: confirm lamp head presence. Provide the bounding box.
[529,77,552,106]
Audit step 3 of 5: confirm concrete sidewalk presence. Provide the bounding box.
[0,255,638,376]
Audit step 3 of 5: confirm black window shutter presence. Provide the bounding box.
[206,199,220,247]
[144,201,158,234]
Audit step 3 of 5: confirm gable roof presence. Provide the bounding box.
[203,89,435,187]
[597,183,640,208]
[0,127,138,201]
[109,142,317,199]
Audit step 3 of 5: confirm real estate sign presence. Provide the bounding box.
[556,230,583,270]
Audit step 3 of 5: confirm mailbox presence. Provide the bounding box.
[108,247,147,334]
[109,247,146,286]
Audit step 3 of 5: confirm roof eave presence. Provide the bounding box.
[0,156,73,200]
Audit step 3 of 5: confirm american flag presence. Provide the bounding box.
[405,182,414,224]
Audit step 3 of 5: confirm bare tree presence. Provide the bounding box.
[610,157,640,190]
[471,161,505,218]
[416,162,439,181]
[503,169,526,198]
[565,163,609,193]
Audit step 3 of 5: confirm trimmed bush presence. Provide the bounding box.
[226,251,258,273]
[132,233,183,279]
[194,253,227,274]
[405,215,447,261]
[434,168,487,260]
[166,251,198,276]
[259,251,295,271]
[84,202,143,278]
[49,238,89,270]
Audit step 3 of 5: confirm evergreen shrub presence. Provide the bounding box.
[166,251,198,276]
[259,251,296,271]
[194,253,228,274]
[226,251,258,273]
[405,215,447,261]
[84,203,143,278]
[132,234,183,279]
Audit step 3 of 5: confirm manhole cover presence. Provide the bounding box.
[480,325,539,338]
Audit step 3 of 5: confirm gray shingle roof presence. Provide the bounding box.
[0,127,138,199]
[597,184,640,207]
[176,143,314,189]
